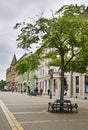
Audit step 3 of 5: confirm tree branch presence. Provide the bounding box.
[64,50,81,68]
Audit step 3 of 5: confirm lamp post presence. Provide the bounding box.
[48,69,53,99]
[34,75,38,84]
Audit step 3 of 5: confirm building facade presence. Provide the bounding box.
[6,54,18,91]
[6,53,88,99]
[72,73,88,99]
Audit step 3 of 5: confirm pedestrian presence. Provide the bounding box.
[47,89,50,95]
[35,83,39,95]
[40,88,43,95]
[11,86,14,92]
[36,87,38,94]
[64,89,67,96]
[24,89,26,93]
[28,86,30,94]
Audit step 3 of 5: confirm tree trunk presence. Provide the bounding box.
[60,53,65,101]
[59,53,65,112]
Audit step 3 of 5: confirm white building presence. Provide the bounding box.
[35,61,88,100]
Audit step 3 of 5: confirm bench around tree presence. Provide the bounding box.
[48,99,78,112]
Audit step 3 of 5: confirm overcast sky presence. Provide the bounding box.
[0,0,87,81]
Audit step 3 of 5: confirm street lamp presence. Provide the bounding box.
[48,69,53,99]
[34,75,38,89]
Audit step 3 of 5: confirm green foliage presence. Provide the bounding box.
[15,58,29,74]
[56,4,85,16]
[14,4,88,73]
[14,4,88,100]
[0,80,6,89]
[15,53,41,74]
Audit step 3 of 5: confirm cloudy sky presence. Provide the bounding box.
[0,0,87,80]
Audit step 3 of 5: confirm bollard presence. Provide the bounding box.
[50,92,52,99]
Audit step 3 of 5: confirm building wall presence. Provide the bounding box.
[37,63,88,99]
[72,73,88,99]
[17,70,36,92]
[6,54,88,99]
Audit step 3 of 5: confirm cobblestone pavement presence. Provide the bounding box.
[0,91,88,130]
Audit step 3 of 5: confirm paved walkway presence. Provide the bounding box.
[0,94,88,130]
[0,105,12,130]
[0,98,24,130]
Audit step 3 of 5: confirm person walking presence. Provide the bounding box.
[47,89,50,95]
[40,88,43,95]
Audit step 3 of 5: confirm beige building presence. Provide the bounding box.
[72,73,88,99]
[6,54,18,90]
[6,52,88,99]
[35,61,88,99]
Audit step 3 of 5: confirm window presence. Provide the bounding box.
[54,79,56,92]
[85,75,88,93]
[75,76,79,93]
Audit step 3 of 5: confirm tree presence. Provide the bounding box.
[14,4,88,101]
[0,80,6,90]
[15,52,41,74]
